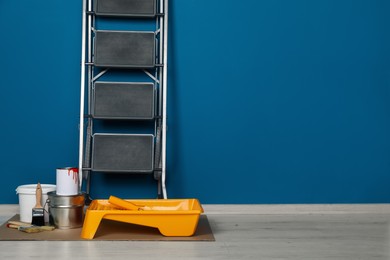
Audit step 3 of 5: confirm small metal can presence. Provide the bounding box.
[56,167,79,195]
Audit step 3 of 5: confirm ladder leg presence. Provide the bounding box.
[161,0,169,199]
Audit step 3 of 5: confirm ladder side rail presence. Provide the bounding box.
[155,12,163,197]
[84,0,95,196]
[161,0,168,199]
[78,0,88,191]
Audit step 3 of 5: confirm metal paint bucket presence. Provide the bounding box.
[47,191,85,229]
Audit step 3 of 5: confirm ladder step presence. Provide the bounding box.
[94,0,156,18]
[92,134,155,173]
[94,30,156,68]
[93,82,155,120]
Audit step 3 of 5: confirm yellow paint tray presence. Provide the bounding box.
[81,198,204,239]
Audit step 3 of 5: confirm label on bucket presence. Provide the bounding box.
[56,167,79,195]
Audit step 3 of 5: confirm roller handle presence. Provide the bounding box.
[108,196,141,211]
[34,183,43,209]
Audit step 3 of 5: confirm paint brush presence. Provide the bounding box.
[31,183,45,226]
[7,223,55,233]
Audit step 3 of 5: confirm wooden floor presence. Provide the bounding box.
[1,204,389,259]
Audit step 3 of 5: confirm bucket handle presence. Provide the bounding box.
[44,199,50,214]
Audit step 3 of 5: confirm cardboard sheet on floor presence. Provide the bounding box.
[0,214,215,241]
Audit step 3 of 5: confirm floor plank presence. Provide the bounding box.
[0,205,389,259]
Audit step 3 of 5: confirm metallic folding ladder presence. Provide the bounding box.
[78,0,169,200]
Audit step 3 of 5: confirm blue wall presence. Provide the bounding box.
[0,0,389,204]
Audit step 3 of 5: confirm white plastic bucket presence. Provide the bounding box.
[16,184,56,223]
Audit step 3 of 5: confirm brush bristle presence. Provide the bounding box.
[19,227,42,233]
[31,208,44,226]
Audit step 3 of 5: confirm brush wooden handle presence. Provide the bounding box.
[8,221,31,227]
[7,224,20,229]
[35,183,43,208]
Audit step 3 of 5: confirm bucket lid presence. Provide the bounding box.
[16,184,56,194]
